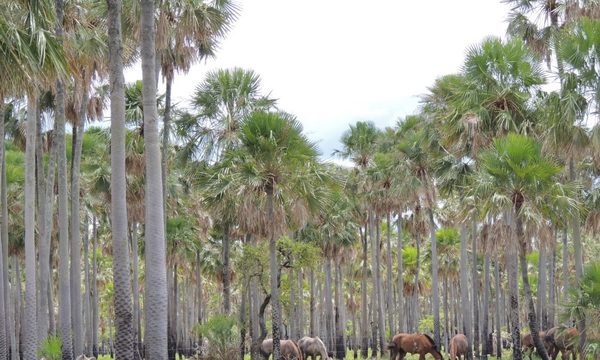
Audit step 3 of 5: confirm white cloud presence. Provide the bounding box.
[125,0,511,157]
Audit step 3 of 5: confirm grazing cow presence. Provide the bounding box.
[387,333,444,360]
[545,327,579,360]
[449,334,469,360]
[297,336,332,360]
[261,338,303,360]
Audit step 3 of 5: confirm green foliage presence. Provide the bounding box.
[195,315,239,360]
[38,336,62,360]
[435,227,459,246]
[418,315,434,333]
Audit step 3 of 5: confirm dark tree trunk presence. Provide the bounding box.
[385,213,394,336]
[472,220,479,359]
[460,225,472,359]
[223,225,231,315]
[360,226,368,358]
[494,257,502,359]
[334,258,346,359]
[482,255,491,357]
[397,218,404,333]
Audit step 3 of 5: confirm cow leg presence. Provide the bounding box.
[419,353,426,360]
[398,351,406,360]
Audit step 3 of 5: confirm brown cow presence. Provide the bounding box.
[545,327,579,360]
[522,331,552,360]
[260,338,303,360]
[449,334,469,360]
[297,336,332,360]
[388,333,444,360]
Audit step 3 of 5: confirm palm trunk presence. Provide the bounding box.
[240,282,248,360]
[289,268,296,340]
[0,105,5,357]
[396,218,404,333]
[296,269,304,338]
[22,96,38,360]
[309,269,316,336]
[141,0,168,359]
[562,229,568,303]
[385,213,394,336]
[537,243,547,330]
[517,217,548,360]
[472,220,479,359]
[222,225,231,314]
[92,218,99,358]
[13,257,21,360]
[443,275,450,353]
[70,88,87,358]
[42,123,57,344]
[334,258,346,359]
[324,257,334,352]
[507,229,521,360]
[131,223,141,358]
[266,184,281,360]
[494,257,502,358]
[482,255,490,357]
[460,225,472,358]
[55,1,73,358]
[548,235,556,329]
[107,1,135,359]
[414,231,421,332]
[83,214,92,355]
[35,100,48,346]
[428,208,440,347]
[360,226,368,358]
[1,121,10,359]
[375,215,386,353]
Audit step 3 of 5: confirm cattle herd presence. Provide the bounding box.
[259,326,580,360]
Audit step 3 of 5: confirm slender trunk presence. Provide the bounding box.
[396,218,404,333]
[548,234,556,329]
[266,185,281,360]
[131,223,141,359]
[471,220,480,359]
[92,218,99,358]
[0,107,5,360]
[296,270,303,339]
[537,243,547,330]
[334,258,346,359]
[375,215,386,353]
[1,115,10,359]
[482,255,490,357]
[309,269,316,336]
[223,225,231,314]
[324,257,334,352]
[443,275,450,353]
[141,0,168,359]
[172,264,178,359]
[83,214,92,355]
[562,229,569,303]
[42,125,58,343]
[240,282,247,360]
[414,231,421,332]
[35,100,47,346]
[507,214,521,360]
[70,88,87,358]
[360,226,368,358]
[494,257,502,358]
[289,268,296,340]
[517,219,548,360]
[13,257,21,360]
[108,0,135,359]
[428,209,440,347]
[23,95,38,360]
[385,213,394,336]
[55,0,73,357]
[460,225,472,358]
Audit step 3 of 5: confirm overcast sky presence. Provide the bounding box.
[127,0,511,160]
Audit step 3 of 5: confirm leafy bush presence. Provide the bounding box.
[195,314,239,360]
[38,336,62,360]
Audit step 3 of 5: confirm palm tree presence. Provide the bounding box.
[141,0,168,358]
[212,111,326,360]
[336,120,379,357]
[473,134,579,360]
[106,0,133,359]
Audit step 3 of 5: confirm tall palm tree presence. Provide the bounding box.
[336,120,379,357]
[213,111,326,359]
[141,0,168,359]
[106,1,133,360]
[474,134,579,360]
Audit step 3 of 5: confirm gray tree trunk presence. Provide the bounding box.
[83,214,92,355]
[35,100,48,346]
[385,213,394,336]
[131,223,141,358]
[0,103,5,358]
[396,218,404,333]
[371,213,386,355]
[13,257,21,360]
[428,209,440,347]
[266,186,281,360]
[482,255,490,357]
[324,257,334,352]
[92,218,99,358]
[460,225,472,358]
[548,235,556,329]
[296,269,304,338]
[507,233,521,360]
[107,1,134,359]
[309,269,316,336]
[55,1,73,358]
[494,257,502,358]
[537,243,547,330]
[23,96,38,360]
[360,226,368,358]
[334,258,346,359]
[222,226,231,314]
[1,120,11,360]
[141,0,168,359]
[562,229,568,303]
[70,88,87,358]
[289,268,296,340]
[414,231,421,333]
[472,220,479,359]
